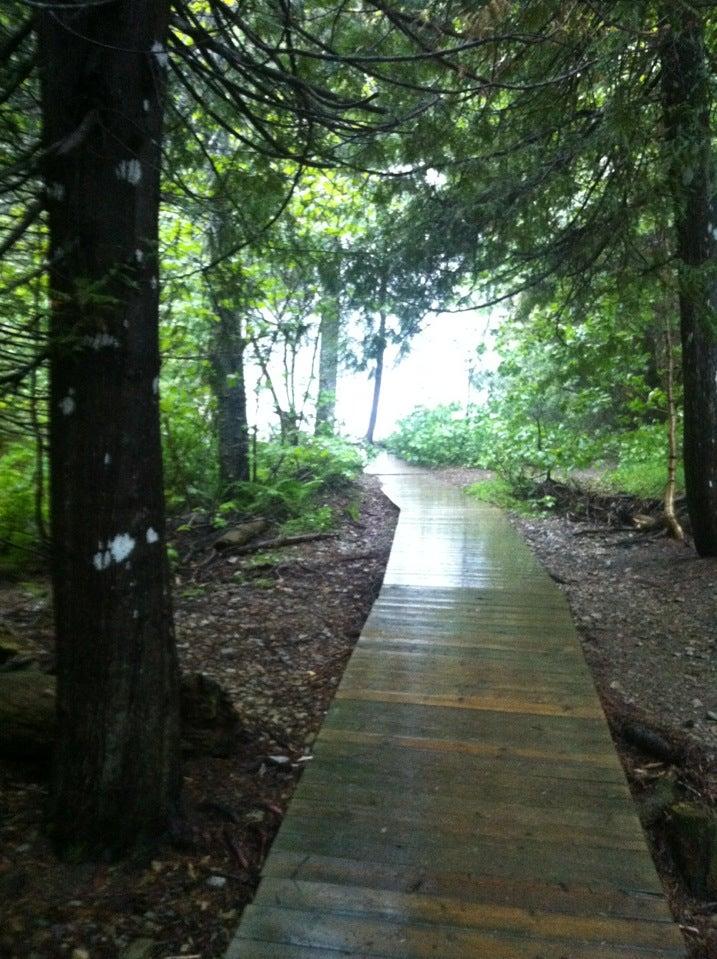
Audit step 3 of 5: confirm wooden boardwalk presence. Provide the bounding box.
[228,456,685,958]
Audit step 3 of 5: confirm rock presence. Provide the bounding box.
[637,776,678,827]
[213,518,267,550]
[0,633,23,664]
[0,631,37,672]
[665,802,717,897]
[180,672,245,758]
[0,671,56,758]
[119,939,156,959]
[0,670,244,761]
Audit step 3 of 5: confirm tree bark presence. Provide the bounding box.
[660,10,717,556]
[211,308,250,490]
[366,311,386,445]
[663,323,684,542]
[37,1,181,859]
[315,298,339,435]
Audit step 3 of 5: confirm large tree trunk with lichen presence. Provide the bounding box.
[37,1,181,860]
[660,10,717,556]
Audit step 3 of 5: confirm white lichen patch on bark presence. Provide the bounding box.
[83,332,120,350]
[104,452,111,466]
[151,41,168,68]
[47,182,65,201]
[150,276,158,290]
[146,527,159,544]
[135,249,144,264]
[93,549,111,571]
[59,388,76,416]
[115,159,142,186]
[92,533,136,571]
[152,376,159,395]
[143,99,150,112]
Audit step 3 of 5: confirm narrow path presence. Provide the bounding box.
[228,455,685,958]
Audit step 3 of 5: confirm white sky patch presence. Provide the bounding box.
[115,159,142,186]
[151,41,168,68]
[242,308,500,442]
[146,526,159,544]
[425,168,447,188]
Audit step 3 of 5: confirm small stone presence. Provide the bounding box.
[707,711,717,722]
[119,939,157,959]
[206,875,227,888]
[692,698,704,709]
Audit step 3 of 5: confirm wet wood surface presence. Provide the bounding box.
[228,455,685,958]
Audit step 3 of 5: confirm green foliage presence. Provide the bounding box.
[465,478,554,516]
[213,434,363,533]
[160,380,219,511]
[281,505,334,535]
[386,404,489,467]
[599,424,685,499]
[0,441,44,574]
[258,435,364,492]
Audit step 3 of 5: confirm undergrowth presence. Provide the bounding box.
[0,431,364,576]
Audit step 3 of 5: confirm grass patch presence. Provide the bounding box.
[599,460,684,500]
[465,478,551,516]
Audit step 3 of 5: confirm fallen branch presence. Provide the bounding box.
[224,532,337,556]
[244,549,387,576]
[573,526,636,537]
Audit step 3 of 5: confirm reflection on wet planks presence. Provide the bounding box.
[227,453,685,959]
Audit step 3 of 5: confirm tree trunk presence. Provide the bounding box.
[37,1,181,859]
[211,309,250,491]
[660,10,717,556]
[366,311,386,445]
[315,299,339,435]
[663,323,684,542]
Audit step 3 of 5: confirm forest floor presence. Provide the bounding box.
[440,466,717,959]
[0,475,398,959]
[1,466,716,958]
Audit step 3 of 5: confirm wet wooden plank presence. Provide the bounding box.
[232,906,683,959]
[227,454,685,958]
[247,878,679,951]
[262,852,676,924]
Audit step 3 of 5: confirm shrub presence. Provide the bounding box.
[0,441,45,574]
[386,404,489,467]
